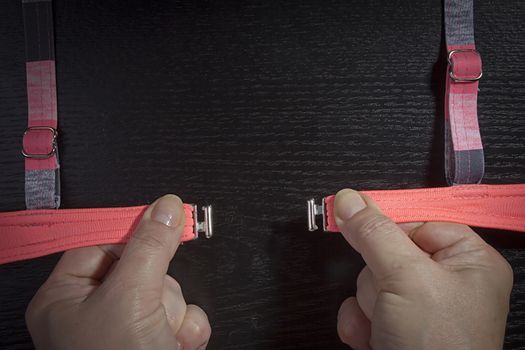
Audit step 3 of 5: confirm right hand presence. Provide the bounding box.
[335,189,513,350]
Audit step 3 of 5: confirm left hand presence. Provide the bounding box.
[25,195,211,350]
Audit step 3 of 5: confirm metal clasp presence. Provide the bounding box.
[22,126,58,159]
[192,204,213,239]
[447,49,482,82]
[307,198,326,231]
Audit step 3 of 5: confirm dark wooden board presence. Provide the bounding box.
[1,0,524,348]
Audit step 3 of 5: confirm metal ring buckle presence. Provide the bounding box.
[22,126,58,159]
[447,49,483,82]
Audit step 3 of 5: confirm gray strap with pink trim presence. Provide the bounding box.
[444,0,484,185]
[22,0,61,209]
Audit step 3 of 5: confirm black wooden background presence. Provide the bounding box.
[1,0,524,349]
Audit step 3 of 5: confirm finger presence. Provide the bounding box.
[407,222,509,273]
[176,304,212,350]
[334,189,426,278]
[161,275,187,334]
[406,221,483,254]
[337,297,372,350]
[107,195,185,296]
[356,266,377,320]
[47,244,122,284]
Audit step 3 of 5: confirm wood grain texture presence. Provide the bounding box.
[1,0,524,348]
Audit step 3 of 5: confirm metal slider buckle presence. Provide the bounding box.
[22,126,58,159]
[307,198,327,231]
[192,204,213,239]
[447,49,482,82]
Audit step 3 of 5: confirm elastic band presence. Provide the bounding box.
[0,204,198,264]
[324,184,525,233]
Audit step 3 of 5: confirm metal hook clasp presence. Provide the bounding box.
[307,198,326,231]
[193,205,213,239]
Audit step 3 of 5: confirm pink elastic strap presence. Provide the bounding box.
[324,184,525,233]
[23,0,61,209]
[0,204,198,265]
[446,46,482,151]
[443,0,484,185]
[24,61,58,171]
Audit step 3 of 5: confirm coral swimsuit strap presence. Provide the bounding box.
[323,184,525,233]
[0,204,201,265]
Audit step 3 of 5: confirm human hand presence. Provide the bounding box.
[335,189,513,350]
[26,195,211,350]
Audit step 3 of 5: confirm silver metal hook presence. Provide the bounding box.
[193,205,213,239]
[307,198,326,231]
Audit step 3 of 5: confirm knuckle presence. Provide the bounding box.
[338,297,354,318]
[25,286,53,329]
[494,254,514,287]
[199,320,212,342]
[356,269,366,290]
[164,276,183,296]
[503,260,514,284]
[28,302,64,336]
[24,298,38,329]
[185,320,211,345]
[194,318,212,341]
[337,316,358,346]
[336,298,357,345]
[470,245,514,286]
[171,279,182,294]
[186,306,212,342]
[337,319,354,345]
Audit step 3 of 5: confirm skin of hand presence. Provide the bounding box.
[334,189,513,350]
[25,195,211,350]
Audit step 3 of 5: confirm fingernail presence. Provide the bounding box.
[335,189,367,222]
[151,195,183,227]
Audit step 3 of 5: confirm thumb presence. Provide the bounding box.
[334,189,425,279]
[107,194,185,296]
